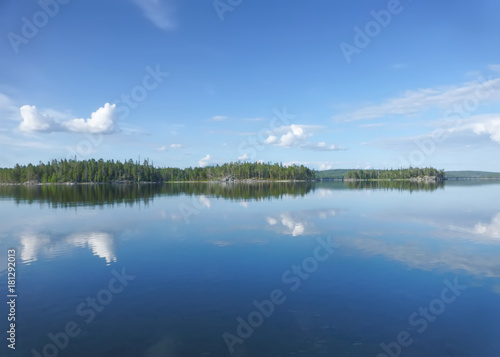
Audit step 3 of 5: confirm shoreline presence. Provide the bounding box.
[0,179,313,186]
[1,177,500,186]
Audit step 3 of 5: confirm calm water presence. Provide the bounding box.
[1,181,500,357]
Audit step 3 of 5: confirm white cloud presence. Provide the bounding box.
[62,103,118,134]
[157,146,167,151]
[208,115,227,122]
[238,153,249,161]
[266,217,278,225]
[283,161,299,167]
[263,124,314,147]
[170,143,182,149]
[198,154,211,167]
[334,75,500,122]
[319,163,332,170]
[19,105,59,132]
[300,142,346,151]
[19,103,118,134]
[419,114,500,145]
[264,135,278,144]
[131,0,176,30]
[260,124,342,151]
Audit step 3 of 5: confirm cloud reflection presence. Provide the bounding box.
[340,212,500,277]
[19,231,117,265]
[266,209,341,237]
[339,234,500,277]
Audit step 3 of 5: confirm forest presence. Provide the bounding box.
[0,158,316,183]
[344,167,445,180]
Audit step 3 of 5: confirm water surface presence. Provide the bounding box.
[1,181,499,356]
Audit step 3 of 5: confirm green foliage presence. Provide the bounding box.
[314,169,351,180]
[0,159,316,183]
[344,167,445,181]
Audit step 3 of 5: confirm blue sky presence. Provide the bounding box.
[1,0,500,171]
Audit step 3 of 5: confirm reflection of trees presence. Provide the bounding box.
[0,180,452,208]
[0,182,315,208]
[344,180,444,192]
[0,180,453,207]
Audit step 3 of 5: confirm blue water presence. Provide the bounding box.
[1,182,499,356]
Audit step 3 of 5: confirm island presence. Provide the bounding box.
[1,159,494,185]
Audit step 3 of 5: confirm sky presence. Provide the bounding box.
[1,0,500,171]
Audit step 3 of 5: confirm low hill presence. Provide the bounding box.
[444,171,500,179]
[315,169,500,180]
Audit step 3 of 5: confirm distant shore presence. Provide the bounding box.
[0,179,312,186]
[2,176,500,186]
[344,175,442,183]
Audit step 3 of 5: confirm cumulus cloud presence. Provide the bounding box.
[62,103,117,134]
[260,124,345,152]
[19,103,118,134]
[157,146,167,151]
[198,154,211,167]
[263,124,313,147]
[131,0,176,30]
[464,115,500,143]
[170,143,182,149]
[19,105,59,132]
[431,114,500,144]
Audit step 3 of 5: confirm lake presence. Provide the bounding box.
[1,181,500,357]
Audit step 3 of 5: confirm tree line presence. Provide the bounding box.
[344,167,445,180]
[0,158,316,183]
